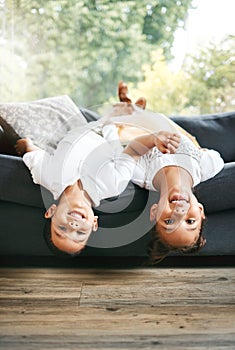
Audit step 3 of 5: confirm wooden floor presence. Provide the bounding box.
[0,267,234,349]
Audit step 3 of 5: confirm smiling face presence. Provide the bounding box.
[150,190,205,249]
[44,191,98,254]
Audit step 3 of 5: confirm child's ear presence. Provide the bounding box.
[150,203,158,222]
[44,204,57,219]
[198,203,206,219]
[92,216,99,232]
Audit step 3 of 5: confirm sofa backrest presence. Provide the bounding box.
[1,106,235,163]
[171,111,235,163]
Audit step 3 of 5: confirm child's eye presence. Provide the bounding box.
[59,226,67,232]
[186,219,196,224]
[164,219,175,225]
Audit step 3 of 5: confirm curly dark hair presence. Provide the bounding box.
[43,219,82,259]
[147,219,207,265]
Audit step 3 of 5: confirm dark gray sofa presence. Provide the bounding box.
[0,109,235,266]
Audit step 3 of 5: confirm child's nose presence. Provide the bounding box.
[69,221,82,228]
[173,202,190,216]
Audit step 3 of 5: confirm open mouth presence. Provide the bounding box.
[68,211,86,220]
[170,195,189,203]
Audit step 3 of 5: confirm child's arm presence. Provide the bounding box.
[15,138,62,200]
[15,138,48,186]
[123,131,180,160]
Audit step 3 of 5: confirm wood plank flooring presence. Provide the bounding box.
[0,267,234,349]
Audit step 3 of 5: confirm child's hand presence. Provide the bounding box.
[154,131,180,154]
[15,138,40,156]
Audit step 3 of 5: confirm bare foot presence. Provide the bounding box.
[118,81,132,104]
[135,97,147,109]
[118,81,147,109]
[15,138,41,156]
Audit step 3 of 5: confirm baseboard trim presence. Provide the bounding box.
[0,255,234,268]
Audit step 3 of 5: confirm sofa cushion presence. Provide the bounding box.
[171,111,235,163]
[195,162,235,214]
[79,107,100,122]
[0,95,87,154]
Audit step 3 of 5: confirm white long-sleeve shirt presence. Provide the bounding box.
[23,122,136,207]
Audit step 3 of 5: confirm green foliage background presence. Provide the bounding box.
[0,0,234,115]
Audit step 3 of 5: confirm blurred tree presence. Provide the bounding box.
[128,36,235,116]
[129,49,189,115]
[143,0,192,59]
[183,35,235,114]
[0,0,192,106]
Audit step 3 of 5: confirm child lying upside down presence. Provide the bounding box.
[112,82,224,263]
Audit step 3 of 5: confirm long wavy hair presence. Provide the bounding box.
[148,219,207,265]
